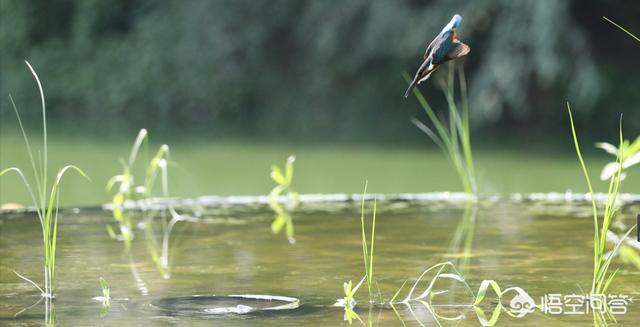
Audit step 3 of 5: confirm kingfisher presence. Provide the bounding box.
[404,14,470,98]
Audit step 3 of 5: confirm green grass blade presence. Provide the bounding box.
[601,269,619,295]
[271,165,286,185]
[457,66,476,192]
[410,117,446,152]
[1,168,43,224]
[128,129,148,167]
[360,181,370,298]
[144,145,169,195]
[403,67,476,194]
[24,61,47,210]
[391,280,409,304]
[13,270,45,295]
[44,165,89,291]
[368,197,377,299]
[285,155,295,184]
[50,190,61,288]
[402,72,454,151]
[603,17,640,42]
[567,104,600,293]
[473,280,502,306]
[600,119,624,253]
[595,226,636,293]
[8,95,43,207]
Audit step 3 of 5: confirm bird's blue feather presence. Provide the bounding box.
[431,31,454,64]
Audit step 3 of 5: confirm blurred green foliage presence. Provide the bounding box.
[1,0,638,144]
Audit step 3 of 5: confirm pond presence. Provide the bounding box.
[1,193,639,326]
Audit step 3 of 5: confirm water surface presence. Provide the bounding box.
[1,195,639,326]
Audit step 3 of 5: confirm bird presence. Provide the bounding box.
[404,14,470,98]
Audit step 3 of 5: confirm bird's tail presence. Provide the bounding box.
[404,80,417,98]
[404,70,435,98]
[404,59,435,98]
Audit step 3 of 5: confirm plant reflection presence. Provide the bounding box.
[447,201,478,275]
[268,155,299,244]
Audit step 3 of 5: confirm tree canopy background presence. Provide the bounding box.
[1,0,638,146]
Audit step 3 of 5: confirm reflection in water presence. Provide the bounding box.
[389,226,540,326]
[45,298,55,326]
[447,201,477,275]
[3,197,639,325]
[144,206,199,279]
[91,277,111,317]
[108,150,201,282]
[126,252,148,296]
[13,296,55,326]
[268,156,299,244]
[11,282,56,325]
[391,296,538,327]
[328,200,536,326]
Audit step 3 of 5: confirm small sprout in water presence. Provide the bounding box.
[268,155,299,243]
[100,277,110,303]
[335,276,365,308]
[334,276,365,325]
[92,278,110,303]
[91,277,112,317]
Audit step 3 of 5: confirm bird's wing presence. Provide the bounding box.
[404,58,439,97]
[445,40,470,60]
[430,32,454,63]
[423,37,438,60]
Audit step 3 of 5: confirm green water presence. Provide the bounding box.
[1,133,638,207]
[1,197,639,326]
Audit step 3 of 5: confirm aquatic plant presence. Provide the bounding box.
[268,155,299,243]
[392,262,473,305]
[90,277,111,317]
[447,201,477,275]
[106,129,170,249]
[596,137,640,181]
[337,277,366,324]
[335,184,378,324]
[404,64,476,195]
[0,61,88,301]
[106,130,199,279]
[98,277,110,306]
[144,197,198,279]
[567,105,637,295]
[606,230,640,270]
[147,154,200,278]
[391,261,534,326]
[359,183,377,302]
